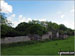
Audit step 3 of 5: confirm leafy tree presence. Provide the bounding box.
[15,22,34,35]
[52,23,59,31]
[15,22,28,31]
[0,13,12,26]
[1,13,18,38]
[26,24,47,36]
[0,13,7,25]
[29,20,40,24]
[66,28,74,35]
[59,24,67,31]
[46,22,59,32]
[1,17,74,38]
[1,24,22,38]
[46,22,53,31]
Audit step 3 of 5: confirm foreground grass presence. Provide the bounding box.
[1,36,74,55]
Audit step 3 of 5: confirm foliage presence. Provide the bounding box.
[0,13,12,26]
[26,24,47,36]
[66,28,74,35]
[1,24,20,38]
[15,22,29,35]
[15,22,29,32]
[59,24,67,31]
[0,13,7,25]
[1,15,74,38]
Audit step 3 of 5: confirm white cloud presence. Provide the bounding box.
[18,15,25,22]
[26,18,32,22]
[39,18,46,21]
[1,0,74,29]
[51,9,74,29]
[7,14,15,23]
[70,9,74,13]
[34,18,47,21]
[0,0,13,13]
[7,13,74,29]
[70,8,74,13]
[8,14,47,27]
[18,15,32,23]
[57,11,62,14]
[8,14,32,27]
[70,8,74,17]
[60,14,65,19]
[18,15,23,19]
[60,18,74,29]
[12,21,19,27]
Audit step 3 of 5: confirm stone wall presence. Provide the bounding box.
[1,36,30,44]
[1,34,51,44]
[0,31,68,44]
[42,34,50,40]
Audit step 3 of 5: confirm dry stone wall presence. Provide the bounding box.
[0,31,68,44]
[1,36,30,44]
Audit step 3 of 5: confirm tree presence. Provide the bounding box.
[66,28,74,35]
[29,20,40,24]
[1,24,20,38]
[15,22,34,35]
[26,24,47,36]
[0,13,12,26]
[46,22,53,31]
[1,13,18,38]
[15,22,28,31]
[59,24,67,31]
[52,23,59,31]
[0,13,7,25]
[46,22,59,32]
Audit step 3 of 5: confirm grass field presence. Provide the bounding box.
[1,36,74,55]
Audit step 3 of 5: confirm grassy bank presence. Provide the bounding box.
[1,36,74,55]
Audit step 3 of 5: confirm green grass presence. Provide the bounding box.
[1,36,74,55]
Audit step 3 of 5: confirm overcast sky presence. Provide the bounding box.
[1,0,74,29]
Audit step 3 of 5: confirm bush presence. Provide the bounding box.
[1,25,22,38]
[26,24,47,36]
